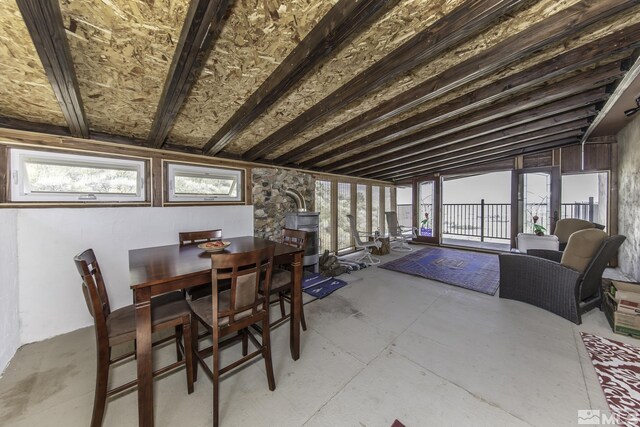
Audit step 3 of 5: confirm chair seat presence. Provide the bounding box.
[264,268,291,293]
[107,292,190,346]
[189,290,263,328]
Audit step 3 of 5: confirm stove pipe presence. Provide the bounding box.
[285,188,307,212]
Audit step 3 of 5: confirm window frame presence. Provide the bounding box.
[9,148,147,203]
[165,162,244,203]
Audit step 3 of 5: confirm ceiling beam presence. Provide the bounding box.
[282,0,639,165]
[362,111,595,178]
[384,138,580,181]
[148,0,232,148]
[16,0,89,138]
[580,49,640,144]
[240,0,530,161]
[292,25,640,167]
[371,120,590,180]
[324,63,621,173]
[201,0,398,155]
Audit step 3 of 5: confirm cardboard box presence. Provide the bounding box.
[603,280,640,338]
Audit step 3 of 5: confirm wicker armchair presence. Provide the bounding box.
[499,233,626,324]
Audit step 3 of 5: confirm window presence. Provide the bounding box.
[356,184,368,234]
[167,163,243,203]
[315,180,333,253]
[371,186,380,233]
[396,185,412,228]
[10,148,146,202]
[337,182,352,250]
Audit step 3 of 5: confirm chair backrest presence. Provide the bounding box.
[74,249,110,342]
[579,234,626,301]
[385,212,401,238]
[346,214,365,246]
[179,229,222,246]
[553,218,595,244]
[282,228,306,249]
[210,245,275,327]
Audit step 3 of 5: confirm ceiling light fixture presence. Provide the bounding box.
[624,96,640,117]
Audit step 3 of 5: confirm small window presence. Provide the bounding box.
[167,163,243,203]
[10,149,146,202]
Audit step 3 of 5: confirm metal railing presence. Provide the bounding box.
[442,201,511,241]
[561,197,598,223]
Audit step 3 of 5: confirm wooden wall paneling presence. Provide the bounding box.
[203,0,398,155]
[245,167,252,206]
[286,1,640,167]
[16,0,89,138]
[151,157,163,207]
[584,143,613,171]
[523,151,553,168]
[148,0,232,148]
[242,0,528,161]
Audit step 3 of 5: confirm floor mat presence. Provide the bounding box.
[379,246,499,295]
[581,332,640,427]
[303,273,348,299]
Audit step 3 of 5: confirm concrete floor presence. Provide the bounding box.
[0,250,637,427]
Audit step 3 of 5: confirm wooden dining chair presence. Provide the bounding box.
[265,228,308,330]
[188,246,276,427]
[179,229,223,246]
[74,249,194,427]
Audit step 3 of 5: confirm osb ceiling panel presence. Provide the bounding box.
[305,6,640,166]
[262,0,583,161]
[59,0,189,139]
[168,0,338,148]
[223,0,467,155]
[0,1,66,126]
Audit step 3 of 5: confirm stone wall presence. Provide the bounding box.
[252,168,315,241]
[617,113,640,281]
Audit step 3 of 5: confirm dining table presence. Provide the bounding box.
[128,236,304,427]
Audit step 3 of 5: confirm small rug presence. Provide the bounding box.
[391,420,406,427]
[302,273,348,299]
[379,247,500,295]
[581,333,640,427]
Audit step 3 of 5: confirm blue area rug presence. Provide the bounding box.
[379,247,500,295]
[302,273,348,299]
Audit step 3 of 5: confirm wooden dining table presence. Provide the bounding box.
[129,236,304,427]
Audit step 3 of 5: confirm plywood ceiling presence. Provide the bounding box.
[1,0,639,181]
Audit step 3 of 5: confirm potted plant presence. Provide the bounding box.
[420,212,432,237]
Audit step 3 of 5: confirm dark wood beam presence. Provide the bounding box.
[361,112,595,178]
[240,0,530,161]
[384,138,581,181]
[282,0,639,165]
[202,0,399,155]
[371,121,590,180]
[324,63,621,172]
[148,0,232,148]
[286,25,640,166]
[17,0,89,138]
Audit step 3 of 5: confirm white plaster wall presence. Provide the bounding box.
[17,205,253,344]
[617,113,640,281]
[0,210,19,374]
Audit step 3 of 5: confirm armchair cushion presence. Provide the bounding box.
[560,228,607,273]
[554,218,596,244]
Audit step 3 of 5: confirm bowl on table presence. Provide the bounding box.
[197,241,231,252]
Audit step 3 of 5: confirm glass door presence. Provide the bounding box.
[512,167,561,245]
[416,179,438,243]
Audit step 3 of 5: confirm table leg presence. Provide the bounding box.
[135,287,154,427]
[290,253,302,360]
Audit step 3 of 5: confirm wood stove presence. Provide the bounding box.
[285,188,319,272]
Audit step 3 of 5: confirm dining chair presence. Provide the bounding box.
[74,249,194,427]
[179,229,223,246]
[188,246,276,427]
[265,228,308,330]
[347,214,382,265]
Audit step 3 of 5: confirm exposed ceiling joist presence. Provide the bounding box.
[385,138,580,180]
[296,25,640,168]
[241,0,530,161]
[16,0,88,138]
[324,63,621,173]
[280,0,639,166]
[148,0,232,149]
[201,0,398,156]
[362,111,596,178]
